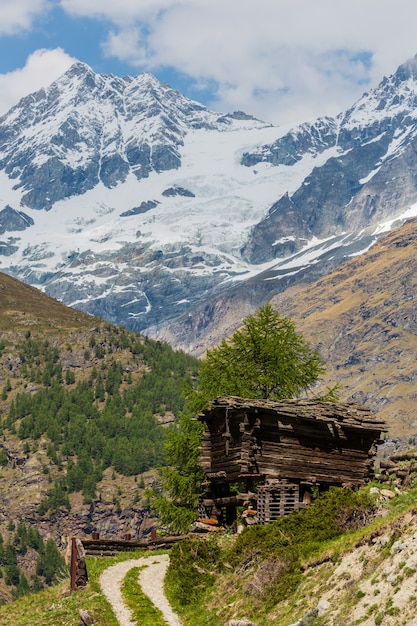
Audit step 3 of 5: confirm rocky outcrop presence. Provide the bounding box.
[241,116,337,167]
[50,503,157,543]
[162,186,195,197]
[0,206,34,234]
[120,200,159,217]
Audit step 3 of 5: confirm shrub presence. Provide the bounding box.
[166,537,220,606]
[224,487,377,603]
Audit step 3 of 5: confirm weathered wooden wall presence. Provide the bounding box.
[199,396,386,488]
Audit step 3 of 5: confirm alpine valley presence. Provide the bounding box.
[3,52,417,615]
[3,56,417,429]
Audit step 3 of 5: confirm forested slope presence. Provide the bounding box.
[0,272,199,602]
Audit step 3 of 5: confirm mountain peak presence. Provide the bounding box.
[65,60,94,76]
[338,52,417,134]
[55,60,98,89]
[57,64,172,103]
[393,53,417,82]
[0,59,241,210]
[135,71,163,87]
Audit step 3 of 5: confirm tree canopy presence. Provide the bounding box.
[190,302,325,410]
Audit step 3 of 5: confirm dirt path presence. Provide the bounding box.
[99,554,182,626]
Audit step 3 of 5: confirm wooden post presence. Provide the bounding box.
[70,537,77,592]
[70,537,88,592]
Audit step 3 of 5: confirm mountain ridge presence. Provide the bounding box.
[2,56,417,348]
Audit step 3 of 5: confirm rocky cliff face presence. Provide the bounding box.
[2,57,417,343]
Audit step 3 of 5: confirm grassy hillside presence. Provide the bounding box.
[271,217,417,437]
[165,475,417,625]
[0,271,94,332]
[1,475,417,625]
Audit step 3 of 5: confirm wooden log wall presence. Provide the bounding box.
[199,396,386,488]
[81,535,184,556]
[200,427,245,480]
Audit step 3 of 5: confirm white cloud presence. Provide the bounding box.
[60,0,417,124]
[0,1,412,123]
[102,28,148,65]
[0,0,51,35]
[60,0,173,24]
[0,49,76,115]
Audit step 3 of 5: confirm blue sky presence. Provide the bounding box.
[1,1,417,124]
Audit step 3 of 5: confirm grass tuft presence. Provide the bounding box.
[121,566,166,625]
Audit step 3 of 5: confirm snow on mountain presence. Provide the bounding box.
[240,55,417,265]
[2,57,417,347]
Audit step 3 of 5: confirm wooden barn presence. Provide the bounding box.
[197,396,386,525]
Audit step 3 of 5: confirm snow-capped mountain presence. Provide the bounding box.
[241,56,417,263]
[2,57,417,350]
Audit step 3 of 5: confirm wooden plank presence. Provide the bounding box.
[199,397,386,432]
[260,441,371,461]
[256,451,371,468]
[258,423,375,449]
[256,450,371,472]
[258,450,370,470]
[260,436,372,454]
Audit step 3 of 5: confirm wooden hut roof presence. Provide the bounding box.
[198,396,387,434]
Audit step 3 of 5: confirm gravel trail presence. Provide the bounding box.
[99,554,182,626]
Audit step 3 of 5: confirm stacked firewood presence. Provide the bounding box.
[374,450,417,488]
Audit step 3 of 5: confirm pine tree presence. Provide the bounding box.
[153,412,204,533]
[193,303,325,408]
[36,539,67,585]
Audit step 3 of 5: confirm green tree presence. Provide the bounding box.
[192,303,325,409]
[1,379,11,400]
[65,369,75,385]
[154,303,326,532]
[4,544,19,586]
[5,562,20,586]
[36,539,67,585]
[152,413,204,533]
[14,572,30,598]
[27,527,43,551]
[0,449,8,467]
[0,533,4,565]
[14,523,28,555]
[47,481,70,512]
